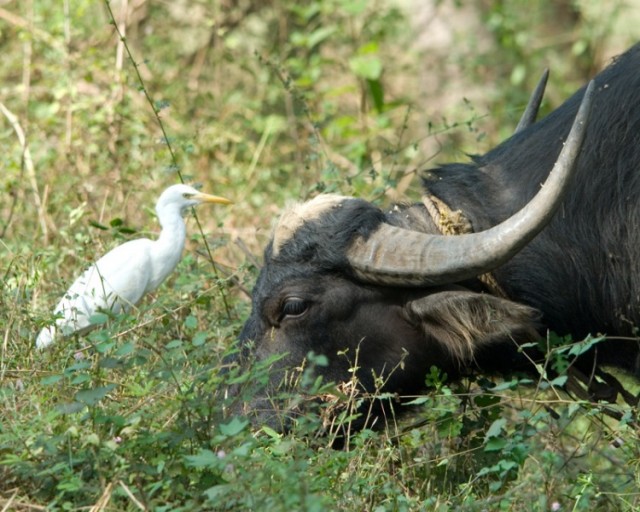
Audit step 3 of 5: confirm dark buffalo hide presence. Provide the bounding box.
[234,43,640,432]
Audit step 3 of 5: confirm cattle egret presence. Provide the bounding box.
[36,184,231,349]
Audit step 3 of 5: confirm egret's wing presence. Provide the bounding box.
[79,239,154,308]
[46,239,153,339]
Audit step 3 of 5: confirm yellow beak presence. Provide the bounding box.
[194,192,233,205]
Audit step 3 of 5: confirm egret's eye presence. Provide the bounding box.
[280,297,309,321]
[182,192,195,199]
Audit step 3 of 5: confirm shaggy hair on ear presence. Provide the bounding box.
[406,292,540,366]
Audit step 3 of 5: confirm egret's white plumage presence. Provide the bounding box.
[36,184,231,349]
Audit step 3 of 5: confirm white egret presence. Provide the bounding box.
[36,184,231,349]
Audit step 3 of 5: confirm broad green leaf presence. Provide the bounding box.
[75,384,117,406]
[484,437,507,452]
[184,315,198,330]
[485,417,507,439]
[349,55,382,81]
[89,313,109,326]
[69,374,91,385]
[491,378,518,391]
[341,0,367,15]
[219,417,249,437]
[548,375,568,387]
[261,425,281,439]
[57,401,85,414]
[568,335,606,357]
[41,374,63,385]
[165,339,183,350]
[184,449,218,469]
[192,331,207,347]
[308,26,336,48]
[270,439,296,456]
[114,341,135,356]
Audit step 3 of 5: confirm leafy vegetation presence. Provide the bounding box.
[1,0,638,510]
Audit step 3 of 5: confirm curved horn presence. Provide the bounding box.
[514,69,549,134]
[347,80,595,286]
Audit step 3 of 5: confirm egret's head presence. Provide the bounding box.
[156,184,232,216]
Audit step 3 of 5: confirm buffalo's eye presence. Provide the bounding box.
[279,297,308,321]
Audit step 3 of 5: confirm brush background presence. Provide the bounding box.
[1,1,638,510]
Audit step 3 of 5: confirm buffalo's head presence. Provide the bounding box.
[234,82,594,434]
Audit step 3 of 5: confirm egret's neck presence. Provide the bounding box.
[151,206,188,287]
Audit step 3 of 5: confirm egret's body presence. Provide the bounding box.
[36,184,231,349]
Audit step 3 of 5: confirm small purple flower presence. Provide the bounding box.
[551,501,561,511]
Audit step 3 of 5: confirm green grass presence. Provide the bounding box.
[1,1,639,510]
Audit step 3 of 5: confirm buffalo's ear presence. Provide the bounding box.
[404,291,540,365]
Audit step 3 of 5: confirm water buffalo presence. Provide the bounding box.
[236,44,640,431]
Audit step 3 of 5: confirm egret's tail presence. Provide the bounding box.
[36,325,56,349]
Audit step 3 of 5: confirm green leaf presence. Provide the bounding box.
[270,439,295,456]
[114,341,135,356]
[41,374,63,385]
[567,335,606,357]
[484,437,507,452]
[165,339,183,350]
[192,331,207,347]
[307,26,336,48]
[88,220,108,230]
[75,384,117,406]
[184,449,218,469]
[89,313,109,326]
[404,396,430,405]
[98,357,121,369]
[485,418,507,440]
[70,374,92,385]
[184,315,198,330]
[341,0,367,14]
[473,393,501,407]
[65,360,92,373]
[548,375,568,387]
[154,99,170,111]
[219,417,248,437]
[204,484,233,501]
[349,55,382,81]
[261,425,281,439]
[57,401,85,414]
[95,341,115,353]
[368,79,384,112]
[510,63,526,86]
[358,41,380,54]
[491,378,518,391]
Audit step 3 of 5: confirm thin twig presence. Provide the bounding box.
[118,481,146,511]
[103,0,232,319]
[0,184,18,239]
[0,488,18,512]
[0,101,48,242]
[88,482,113,512]
[20,0,33,107]
[234,237,262,269]
[0,7,65,53]
[63,0,73,151]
